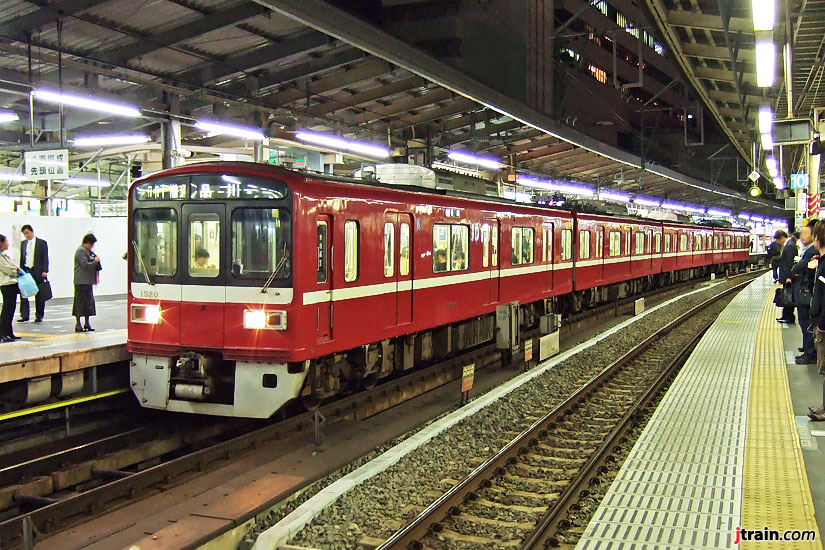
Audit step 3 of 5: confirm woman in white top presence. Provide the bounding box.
[0,234,20,342]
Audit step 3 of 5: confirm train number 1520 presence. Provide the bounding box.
[139,290,159,299]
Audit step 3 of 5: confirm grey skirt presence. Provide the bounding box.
[72,284,96,317]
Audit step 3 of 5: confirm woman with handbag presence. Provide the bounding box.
[0,234,20,342]
[73,233,100,333]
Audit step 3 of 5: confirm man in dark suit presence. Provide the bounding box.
[766,231,785,281]
[18,224,49,322]
[792,220,819,363]
[777,231,799,323]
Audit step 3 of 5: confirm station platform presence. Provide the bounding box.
[576,273,823,549]
[0,296,127,385]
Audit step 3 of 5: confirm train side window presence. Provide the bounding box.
[512,227,523,265]
[579,230,591,259]
[433,224,450,272]
[317,221,328,283]
[189,214,220,278]
[344,220,359,282]
[545,226,552,262]
[482,224,490,268]
[715,235,720,249]
[561,229,573,261]
[521,228,534,264]
[400,223,410,276]
[726,235,731,248]
[595,229,604,258]
[609,231,621,257]
[451,225,469,270]
[491,225,499,267]
[665,233,671,253]
[384,222,394,277]
[654,233,661,253]
[624,231,630,255]
[694,235,701,251]
[541,226,547,262]
[635,232,645,254]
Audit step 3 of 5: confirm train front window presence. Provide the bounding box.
[230,208,292,280]
[189,214,221,277]
[133,209,177,277]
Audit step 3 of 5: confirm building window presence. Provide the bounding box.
[561,229,573,260]
[344,220,359,282]
[384,222,394,278]
[579,230,591,259]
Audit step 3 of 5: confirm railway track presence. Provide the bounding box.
[376,278,745,550]
[0,271,761,549]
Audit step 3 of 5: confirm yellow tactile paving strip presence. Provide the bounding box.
[0,328,126,349]
[741,288,822,550]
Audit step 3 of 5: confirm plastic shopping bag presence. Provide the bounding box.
[17,271,38,299]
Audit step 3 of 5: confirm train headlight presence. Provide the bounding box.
[131,304,162,325]
[244,309,287,331]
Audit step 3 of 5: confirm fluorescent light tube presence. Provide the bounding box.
[598,190,630,202]
[758,106,773,134]
[196,120,265,141]
[32,89,141,118]
[447,150,502,170]
[773,177,785,190]
[752,0,775,31]
[518,176,594,196]
[761,133,774,149]
[0,111,19,124]
[633,196,661,207]
[60,178,111,188]
[73,134,150,147]
[755,41,776,87]
[295,130,389,159]
[707,208,731,217]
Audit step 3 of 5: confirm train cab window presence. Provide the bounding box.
[433,224,469,272]
[635,232,645,254]
[609,231,621,257]
[400,223,410,276]
[482,224,491,268]
[561,229,572,261]
[344,220,359,282]
[230,208,292,280]
[579,230,591,259]
[654,233,661,253]
[384,223,394,278]
[491,225,499,267]
[595,229,604,258]
[133,209,177,277]
[665,233,671,253]
[189,214,220,277]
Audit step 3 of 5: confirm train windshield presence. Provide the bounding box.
[231,208,292,280]
[133,208,178,277]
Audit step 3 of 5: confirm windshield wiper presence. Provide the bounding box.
[260,243,287,294]
[132,240,154,286]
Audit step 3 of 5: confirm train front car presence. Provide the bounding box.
[128,163,303,418]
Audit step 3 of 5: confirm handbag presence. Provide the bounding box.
[37,280,53,302]
[775,287,788,307]
[17,271,38,299]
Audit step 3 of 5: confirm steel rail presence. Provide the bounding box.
[377,277,752,550]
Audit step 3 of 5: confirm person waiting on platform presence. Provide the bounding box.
[18,224,49,323]
[433,249,448,273]
[777,231,800,324]
[766,230,786,282]
[0,234,20,343]
[805,221,825,420]
[73,233,100,333]
[792,220,819,365]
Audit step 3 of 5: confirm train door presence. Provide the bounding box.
[181,203,226,348]
[485,218,501,303]
[542,221,554,292]
[315,215,333,343]
[387,213,414,326]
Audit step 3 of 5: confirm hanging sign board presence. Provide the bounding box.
[24,149,69,180]
[791,173,809,190]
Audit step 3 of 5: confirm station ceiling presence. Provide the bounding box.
[0,0,789,217]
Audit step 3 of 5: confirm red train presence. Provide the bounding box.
[127,162,750,417]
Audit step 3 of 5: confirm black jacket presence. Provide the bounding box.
[18,237,49,283]
[810,259,825,330]
[766,241,781,259]
[778,238,799,282]
[791,245,818,303]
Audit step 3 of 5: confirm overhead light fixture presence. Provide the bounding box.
[518,176,594,197]
[597,189,630,203]
[72,134,150,147]
[32,89,141,118]
[755,41,776,87]
[447,150,502,170]
[768,165,779,178]
[738,213,751,220]
[633,196,662,207]
[765,156,777,171]
[758,106,773,134]
[295,130,389,159]
[773,176,785,190]
[761,133,774,149]
[707,208,731,217]
[661,202,705,214]
[751,0,775,30]
[196,120,265,141]
[749,184,762,197]
[59,177,111,188]
[0,111,19,124]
